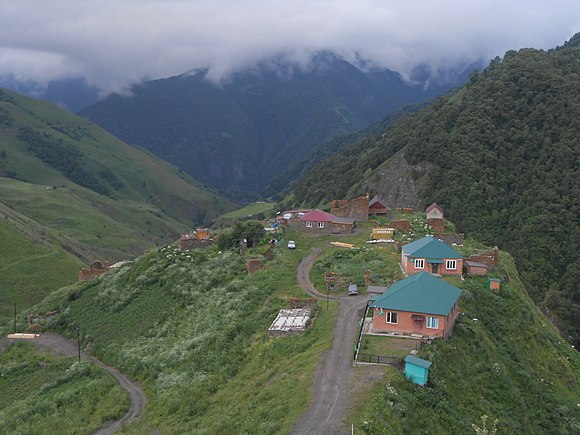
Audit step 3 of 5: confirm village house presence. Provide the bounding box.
[370,272,462,339]
[425,202,444,220]
[368,195,389,216]
[330,194,369,222]
[295,209,355,234]
[401,236,463,276]
[465,260,489,276]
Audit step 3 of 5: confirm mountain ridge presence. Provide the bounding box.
[79,54,475,200]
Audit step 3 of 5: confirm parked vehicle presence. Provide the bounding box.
[287,240,296,249]
[348,284,359,295]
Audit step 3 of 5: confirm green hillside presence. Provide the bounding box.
[0,88,237,320]
[3,226,578,433]
[289,35,580,345]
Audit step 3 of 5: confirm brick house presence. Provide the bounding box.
[368,195,389,216]
[401,236,463,276]
[296,209,355,234]
[331,194,369,222]
[425,202,444,220]
[370,272,462,339]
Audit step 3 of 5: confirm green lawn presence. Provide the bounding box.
[359,335,418,358]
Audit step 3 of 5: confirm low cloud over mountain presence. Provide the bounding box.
[1,1,578,94]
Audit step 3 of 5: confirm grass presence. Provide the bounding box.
[6,228,341,434]
[220,201,276,219]
[309,225,404,296]
[359,335,418,358]
[0,341,128,435]
[0,219,82,324]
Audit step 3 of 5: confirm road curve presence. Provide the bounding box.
[293,248,367,434]
[1,333,145,435]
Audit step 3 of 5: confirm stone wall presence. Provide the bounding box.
[427,218,445,234]
[331,194,369,222]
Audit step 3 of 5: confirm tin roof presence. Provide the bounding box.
[299,209,337,223]
[405,355,432,368]
[402,236,462,260]
[370,272,461,315]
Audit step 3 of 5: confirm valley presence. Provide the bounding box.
[0,31,578,435]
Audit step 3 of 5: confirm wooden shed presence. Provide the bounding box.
[404,355,432,386]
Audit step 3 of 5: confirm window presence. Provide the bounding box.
[318,222,325,228]
[306,221,312,228]
[446,259,457,270]
[386,312,398,324]
[426,316,439,329]
[414,259,424,269]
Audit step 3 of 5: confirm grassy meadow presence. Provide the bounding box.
[0,219,82,324]
[7,226,365,433]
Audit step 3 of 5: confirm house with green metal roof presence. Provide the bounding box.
[401,236,463,276]
[370,272,462,338]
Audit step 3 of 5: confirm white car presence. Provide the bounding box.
[287,240,296,249]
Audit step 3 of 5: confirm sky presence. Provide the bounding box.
[0,0,579,94]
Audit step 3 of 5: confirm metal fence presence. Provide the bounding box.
[356,353,403,367]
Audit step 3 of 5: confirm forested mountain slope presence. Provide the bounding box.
[79,54,472,200]
[289,35,580,345]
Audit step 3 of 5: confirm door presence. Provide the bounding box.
[413,319,422,334]
[431,263,439,274]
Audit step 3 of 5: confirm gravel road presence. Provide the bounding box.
[1,333,145,435]
[292,248,368,434]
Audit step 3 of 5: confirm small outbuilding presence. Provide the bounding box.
[465,260,489,276]
[404,355,432,386]
[368,195,389,216]
[488,278,502,293]
[425,202,444,220]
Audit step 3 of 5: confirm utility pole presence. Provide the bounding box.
[13,303,16,333]
[76,326,81,363]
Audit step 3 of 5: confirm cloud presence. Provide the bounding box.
[0,0,578,93]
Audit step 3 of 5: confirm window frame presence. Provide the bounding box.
[414,259,425,269]
[386,312,398,324]
[318,221,325,228]
[446,259,457,270]
[426,316,439,329]
[306,221,312,228]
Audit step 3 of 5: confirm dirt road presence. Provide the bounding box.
[1,333,145,435]
[293,248,368,434]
